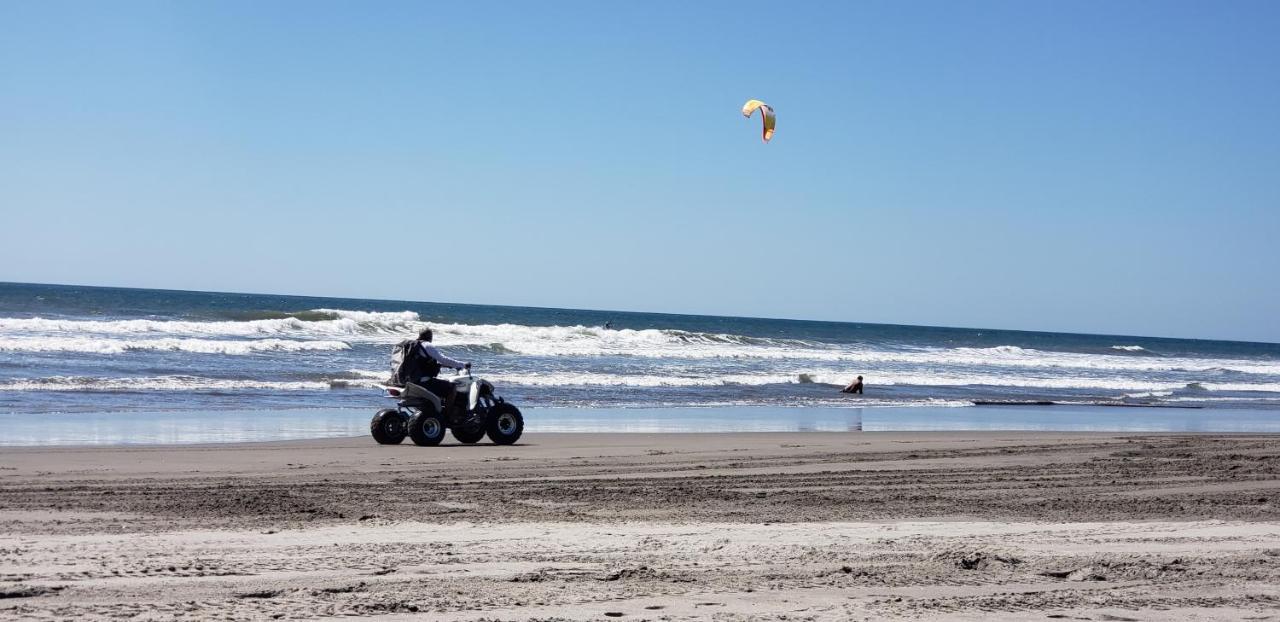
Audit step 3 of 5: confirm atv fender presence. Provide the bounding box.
[399,382,444,412]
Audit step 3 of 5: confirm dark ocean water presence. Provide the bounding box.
[2,282,1279,415]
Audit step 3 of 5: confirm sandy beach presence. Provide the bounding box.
[5,0,1279,618]
[1,431,1278,620]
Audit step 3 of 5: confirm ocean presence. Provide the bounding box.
[2,282,1279,418]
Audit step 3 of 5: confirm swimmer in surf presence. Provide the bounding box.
[841,376,864,394]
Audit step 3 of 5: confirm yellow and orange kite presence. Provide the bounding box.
[741,99,776,143]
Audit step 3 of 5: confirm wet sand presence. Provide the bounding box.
[3,431,1280,620]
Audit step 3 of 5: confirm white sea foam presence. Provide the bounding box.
[467,369,1280,394]
[8,368,1278,396]
[1111,345,1146,351]
[344,368,859,389]
[429,324,1280,375]
[326,378,388,389]
[1163,396,1280,403]
[0,337,350,355]
[346,369,391,380]
[0,309,420,341]
[0,373,394,391]
[311,309,421,323]
[842,375,1280,394]
[884,345,1280,376]
[1124,390,1175,399]
[0,375,333,391]
[3,310,1279,377]
[486,371,804,388]
[430,322,815,358]
[1194,382,1280,393]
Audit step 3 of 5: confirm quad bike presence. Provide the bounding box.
[370,368,523,446]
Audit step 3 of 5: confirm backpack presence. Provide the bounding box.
[388,339,442,386]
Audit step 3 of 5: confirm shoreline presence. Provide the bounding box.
[2,427,1277,455]
[3,403,1280,447]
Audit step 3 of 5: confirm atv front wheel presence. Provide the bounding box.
[486,403,524,445]
[409,409,446,446]
[370,409,406,445]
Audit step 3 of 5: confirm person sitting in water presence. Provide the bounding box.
[841,375,864,394]
[416,328,470,410]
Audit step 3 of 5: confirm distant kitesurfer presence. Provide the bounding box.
[841,376,864,394]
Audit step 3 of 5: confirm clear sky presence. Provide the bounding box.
[2,1,1277,342]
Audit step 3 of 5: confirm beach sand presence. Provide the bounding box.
[2,431,1280,620]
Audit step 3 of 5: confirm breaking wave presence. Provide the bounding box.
[10,368,1280,395]
[3,310,1277,376]
[3,305,1279,410]
[0,373,389,392]
[0,337,350,355]
[0,375,332,392]
[1124,390,1175,399]
[441,370,1280,394]
[323,365,1280,396]
[0,309,420,341]
[429,326,1280,375]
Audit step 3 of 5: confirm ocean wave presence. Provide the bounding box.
[429,322,820,355]
[900,345,1280,376]
[429,325,1280,375]
[457,369,1280,394]
[311,309,421,323]
[0,309,420,341]
[0,375,333,392]
[346,369,391,380]
[869,375,1280,394]
[1162,396,1280,403]
[1123,390,1174,399]
[0,337,350,355]
[485,371,808,388]
[539,397,974,410]
[0,373,391,392]
[340,368,854,389]
[1196,381,1280,393]
[9,368,1280,397]
[3,310,1279,377]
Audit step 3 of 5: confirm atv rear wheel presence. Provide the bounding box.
[486,403,524,445]
[370,409,406,445]
[409,409,446,446]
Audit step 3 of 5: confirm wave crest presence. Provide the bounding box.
[2,310,1279,378]
[0,309,421,341]
[0,375,330,391]
[0,374,388,391]
[0,337,350,355]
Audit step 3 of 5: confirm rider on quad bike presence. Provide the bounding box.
[411,328,469,411]
[373,326,524,446]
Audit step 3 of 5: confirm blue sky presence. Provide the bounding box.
[1,1,1277,341]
